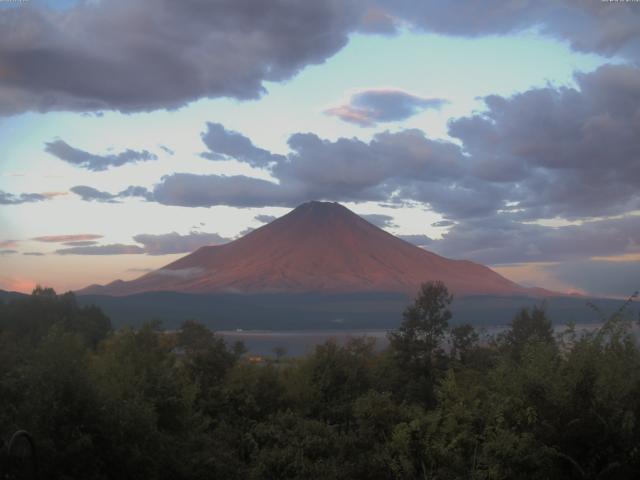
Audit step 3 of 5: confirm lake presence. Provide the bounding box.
[218,322,638,357]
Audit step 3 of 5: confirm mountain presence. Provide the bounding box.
[0,289,28,303]
[79,201,555,297]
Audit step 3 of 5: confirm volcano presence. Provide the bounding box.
[81,201,551,297]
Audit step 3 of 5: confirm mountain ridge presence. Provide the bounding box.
[79,201,559,297]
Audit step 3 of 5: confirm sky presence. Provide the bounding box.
[1,0,640,298]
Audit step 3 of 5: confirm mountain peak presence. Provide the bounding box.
[80,202,553,298]
[290,201,352,217]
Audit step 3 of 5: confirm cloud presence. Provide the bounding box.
[254,214,277,224]
[361,213,397,229]
[544,260,640,298]
[51,231,229,256]
[448,64,640,221]
[23,252,45,256]
[154,69,640,219]
[0,191,49,205]
[358,6,401,35]
[237,227,255,237]
[397,234,433,247]
[0,249,18,255]
[132,231,229,255]
[428,215,640,265]
[45,140,157,171]
[70,185,153,203]
[64,63,640,272]
[56,244,145,255]
[325,89,447,126]
[273,129,462,201]
[159,145,175,156]
[0,240,18,248]
[117,186,155,201]
[201,123,285,167]
[2,1,640,117]
[431,220,454,227]
[63,241,99,247]
[126,268,154,273]
[70,186,117,203]
[33,234,103,243]
[152,127,465,208]
[379,0,640,61]
[41,192,68,199]
[153,173,304,208]
[0,0,361,115]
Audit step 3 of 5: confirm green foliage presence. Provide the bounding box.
[499,305,555,360]
[300,337,377,431]
[0,286,111,348]
[1,286,640,479]
[387,281,453,404]
[450,323,480,363]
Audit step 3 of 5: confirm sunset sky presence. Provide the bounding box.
[1,0,639,297]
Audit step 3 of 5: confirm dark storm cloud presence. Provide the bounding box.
[45,140,157,171]
[56,244,145,255]
[201,123,286,167]
[0,0,361,115]
[544,260,640,298]
[361,213,397,229]
[325,89,448,126]
[132,231,229,255]
[0,191,48,205]
[254,214,277,224]
[378,0,640,61]
[427,215,640,265]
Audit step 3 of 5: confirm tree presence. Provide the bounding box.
[302,337,376,431]
[272,346,287,363]
[450,323,479,364]
[176,320,243,417]
[388,281,453,404]
[500,305,554,360]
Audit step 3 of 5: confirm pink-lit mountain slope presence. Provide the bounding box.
[80,201,556,297]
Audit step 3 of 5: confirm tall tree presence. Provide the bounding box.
[388,281,453,404]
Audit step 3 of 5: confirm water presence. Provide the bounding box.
[219,322,640,357]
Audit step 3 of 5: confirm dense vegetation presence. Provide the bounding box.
[1,284,639,479]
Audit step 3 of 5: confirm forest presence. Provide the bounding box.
[1,283,639,479]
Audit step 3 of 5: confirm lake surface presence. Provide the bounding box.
[220,322,640,357]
